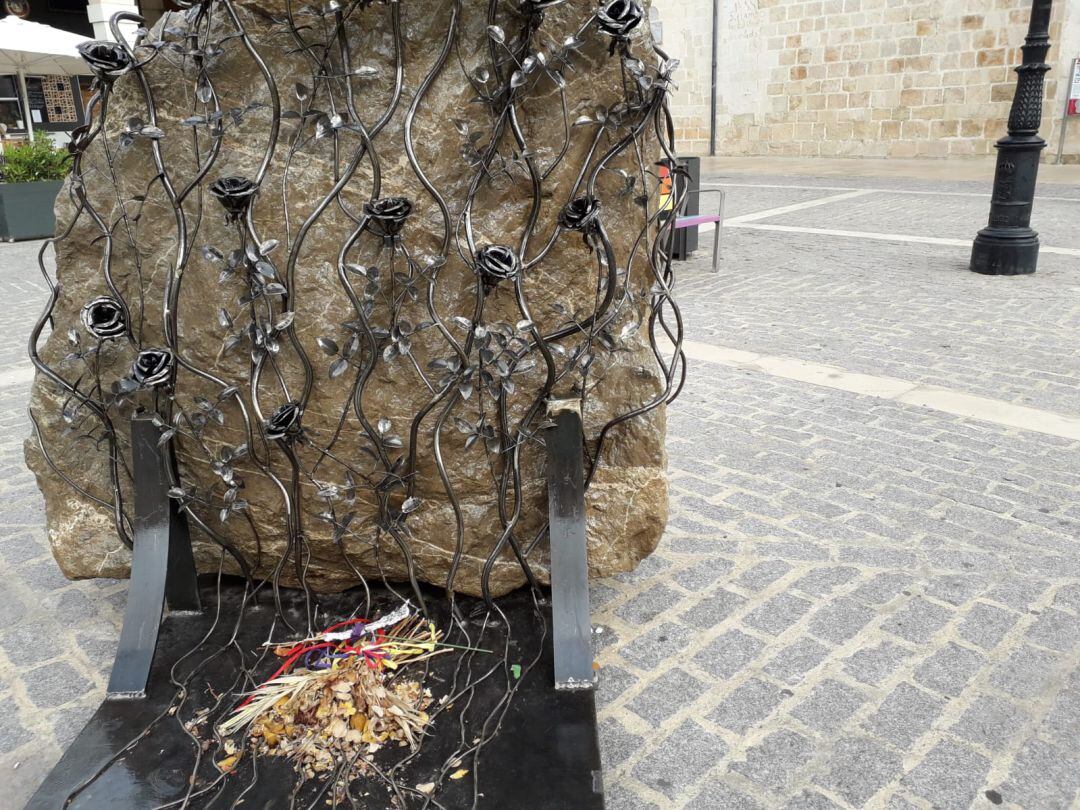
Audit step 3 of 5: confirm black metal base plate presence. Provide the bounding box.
[28,579,603,809]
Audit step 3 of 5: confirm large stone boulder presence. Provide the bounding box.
[25,0,679,597]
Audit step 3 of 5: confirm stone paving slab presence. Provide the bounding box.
[0,240,50,371]
[681,219,1080,416]
[756,193,1080,250]
[707,186,832,220]
[2,172,1079,809]
[703,170,1080,200]
[595,364,1080,808]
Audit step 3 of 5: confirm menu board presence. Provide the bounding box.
[26,79,45,114]
[1068,59,1080,116]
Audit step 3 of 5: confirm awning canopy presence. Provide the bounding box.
[0,15,92,76]
[0,16,92,140]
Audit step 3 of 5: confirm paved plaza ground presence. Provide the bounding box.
[1,157,1078,808]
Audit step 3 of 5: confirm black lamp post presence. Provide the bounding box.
[970,0,1054,276]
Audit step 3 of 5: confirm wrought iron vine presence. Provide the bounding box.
[28,0,686,804]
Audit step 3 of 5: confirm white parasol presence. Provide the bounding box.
[0,15,91,140]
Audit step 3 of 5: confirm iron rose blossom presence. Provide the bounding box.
[264,401,302,440]
[80,297,126,340]
[209,176,258,220]
[131,349,173,388]
[475,244,521,293]
[76,41,133,82]
[364,197,413,239]
[596,0,643,40]
[559,196,602,232]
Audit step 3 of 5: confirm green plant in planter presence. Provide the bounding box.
[0,133,72,184]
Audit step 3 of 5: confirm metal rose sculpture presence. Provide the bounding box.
[80,296,127,340]
[28,0,685,794]
[29,0,686,605]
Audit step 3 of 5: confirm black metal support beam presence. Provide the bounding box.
[106,411,200,697]
[970,0,1054,276]
[545,402,596,691]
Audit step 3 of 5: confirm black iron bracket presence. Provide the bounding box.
[106,411,201,698]
[545,400,597,691]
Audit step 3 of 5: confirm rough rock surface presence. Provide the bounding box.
[25,0,671,597]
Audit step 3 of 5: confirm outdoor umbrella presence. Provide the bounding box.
[0,15,90,140]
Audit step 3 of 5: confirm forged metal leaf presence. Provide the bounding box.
[352,65,379,77]
[295,82,310,101]
[317,337,339,355]
[274,312,295,330]
[218,308,233,329]
[138,125,162,139]
[329,357,349,379]
[401,497,420,514]
[486,24,505,43]
[196,79,213,103]
[377,418,391,436]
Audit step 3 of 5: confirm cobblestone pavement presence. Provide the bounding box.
[1,170,1079,809]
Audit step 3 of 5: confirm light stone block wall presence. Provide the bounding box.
[652,0,1080,161]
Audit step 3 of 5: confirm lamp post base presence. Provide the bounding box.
[970,227,1040,276]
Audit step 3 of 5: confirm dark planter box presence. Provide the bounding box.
[0,179,63,241]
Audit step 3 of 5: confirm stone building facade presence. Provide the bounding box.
[651,0,1080,161]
